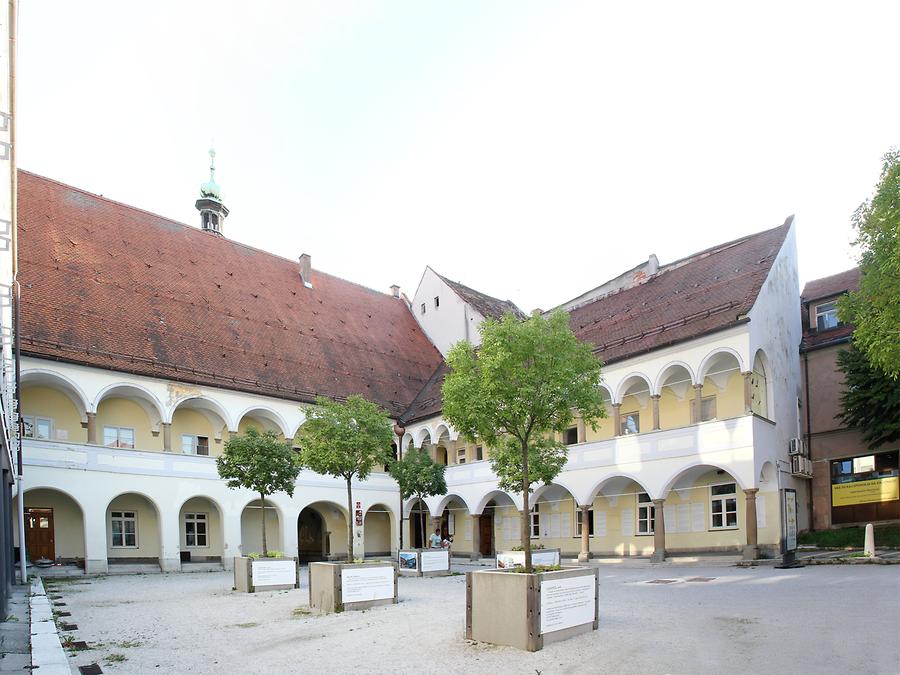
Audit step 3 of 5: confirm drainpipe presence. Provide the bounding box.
[9,0,24,584]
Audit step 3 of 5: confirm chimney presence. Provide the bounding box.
[299,253,312,288]
[390,284,400,298]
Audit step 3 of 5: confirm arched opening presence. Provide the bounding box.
[236,407,289,439]
[697,350,745,422]
[95,385,166,452]
[617,374,653,435]
[15,488,85,569]
[170,397,230,456]
[19,372,89,444]
[408,499,430,549]
[178,496,224,567]
[477,491,517,557]
[656,363,695,430]
[297,502,348,562]
[240,499,282,556]
[586,475,655,557]
[363,504,393,557]
[107,493,161,568]
[660,464,749,553]
[751,350,770,418]
[529,483,579,552]
[586,385,616,441]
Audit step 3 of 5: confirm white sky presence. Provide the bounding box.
[17,1,899,311]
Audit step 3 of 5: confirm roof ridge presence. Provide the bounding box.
[20,169,398,300]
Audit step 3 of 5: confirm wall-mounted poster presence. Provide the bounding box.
[420,550,449,573]
[398,552,417,570]
[783,489,797,552]
[540,574,596,635]
[341,566,394,603]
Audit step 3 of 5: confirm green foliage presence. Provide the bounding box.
[442,310,605,571]
[797,524,900,549]
[389,446,447,544]
[297,395,394,561]
[837,345,900,448]
[839,149,900,378]
[216,427,300,556]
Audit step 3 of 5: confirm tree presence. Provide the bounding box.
[442,310,606,573]
[839,149,900,379]
[837,344,900,449]
[216,427,300,557]
[390,446,447,549]
[297,395,394,562]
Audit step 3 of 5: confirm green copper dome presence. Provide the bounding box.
[200,148,222,201]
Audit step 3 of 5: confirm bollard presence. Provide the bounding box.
[864,523,875,557]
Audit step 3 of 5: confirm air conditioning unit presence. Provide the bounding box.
[788,438,805,456]
[791,455,813,478]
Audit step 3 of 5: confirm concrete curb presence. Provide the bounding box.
[29,577,70,675]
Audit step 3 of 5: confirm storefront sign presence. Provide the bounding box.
[832,476,899,507]
[420,550,449,573]
[251,559,296,587]
[341,566,394,603]
[540,574,596,635]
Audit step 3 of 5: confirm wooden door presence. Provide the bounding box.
[25,508,55,561]
[479,513,493,556]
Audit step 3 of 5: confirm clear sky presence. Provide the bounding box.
[17,1,899,311]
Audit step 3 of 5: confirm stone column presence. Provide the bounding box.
[83,501,109,574]
[470,514,481,561]
[651,395,661,430]
[162,422,172,452]
[578,506,591,562]
[651,499,666,562]
[743,488,759,560]
[86,412,97,444]
[692,384,703,423]
[742,371,753,414]
[612,404,622,436]
[158,505,182,572]
[576,415,586,443]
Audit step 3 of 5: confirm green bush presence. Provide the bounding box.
[798,525,900,548]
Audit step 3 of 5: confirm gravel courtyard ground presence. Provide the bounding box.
[50,564,899,675]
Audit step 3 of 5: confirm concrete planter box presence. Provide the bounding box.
[496,548,561,569]
[397,549,452,577]
[309,561,398,613]
[466,566,599,651]
[233,557,299,593]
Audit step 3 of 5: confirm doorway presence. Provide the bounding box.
[25,507,54,561]
[479,511,493,557]
[298,508,326,562]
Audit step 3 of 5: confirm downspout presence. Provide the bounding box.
[9,0,24,583]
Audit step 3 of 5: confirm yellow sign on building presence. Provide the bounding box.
[832,476,900,507]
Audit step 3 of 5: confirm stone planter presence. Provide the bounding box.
[496,548,561,569]
[309,561,398,613]
[233,557,299,593]
[397,549,452,577]
[466,566,599,651]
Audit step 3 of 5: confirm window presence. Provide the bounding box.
[575,508,594,537]
[565,427,578,445]
[110,511,137,547]
[181,434,209,456]
[530,505,540,538]
[22,415,52,440]
[456,447,466,464]
[184,512,208,547]
[710,483,738,529]
[637,493,655,534]
[103,426,135,449]
[420,303,426,315]
[475,445,483,461]
[620,412,639,435]
[815,301,841,331]
[692,396,717,423]
[831,451,898,485]
[434,296,440,309]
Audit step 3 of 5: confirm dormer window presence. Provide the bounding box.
[815,301,841,331]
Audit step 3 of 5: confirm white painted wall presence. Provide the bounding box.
[410,267,486,356]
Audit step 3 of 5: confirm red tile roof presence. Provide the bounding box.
[17,171,444,417]
[568,220,792,364]
[800,267,859,351]
[433,271,527,321]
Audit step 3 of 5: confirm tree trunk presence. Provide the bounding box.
[521,439,532,573]
[260,492,268,557]
[419,495,426,550]
[346,477,354,563]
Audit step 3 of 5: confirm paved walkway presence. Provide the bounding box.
[0,584,29,673]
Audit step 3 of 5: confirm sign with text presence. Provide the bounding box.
[420,550,449,573]
[251,559,296,587]
[496,549,560,569]
[832,476,899,507]
[540,573,596,635]
[341,566,394,603]
[784,489,797,552]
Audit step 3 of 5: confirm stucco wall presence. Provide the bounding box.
[107,493,161,559]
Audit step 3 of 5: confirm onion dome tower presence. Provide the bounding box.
[195,148,229,235]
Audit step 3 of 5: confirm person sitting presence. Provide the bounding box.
[441,534,452,549]
[429,528,442,548]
